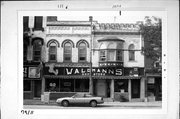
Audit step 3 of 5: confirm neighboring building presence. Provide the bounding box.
[23,16,47,99]
[144,47,162,101]
[24,16,146,102]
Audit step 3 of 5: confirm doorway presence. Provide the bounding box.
[34,80,41,98]
[131,79,140,98]
[96,80,107,97]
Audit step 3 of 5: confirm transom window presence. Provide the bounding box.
[64,42,72,62]
[49,42,57,62]
[78,42,87,62]
[33,40,42,61]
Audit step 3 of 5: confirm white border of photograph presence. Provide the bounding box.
[1,1,179,119]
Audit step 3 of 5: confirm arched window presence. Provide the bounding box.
[128,44,135,61]
[64,42,72,62]
[78,42,87,62]
[49,42,57,62]
[33,40,42,61]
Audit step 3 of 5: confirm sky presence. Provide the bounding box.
[57,11,164,23]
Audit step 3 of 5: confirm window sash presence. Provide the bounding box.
[129,51,135,61]
[79,47,86,61]
[64,43,72,61]
[107,50,115,61]
[100,50,106,61]
[49,46,57,61]
[117,50,123,61]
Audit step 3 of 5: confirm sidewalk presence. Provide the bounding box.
[24,99,162,107]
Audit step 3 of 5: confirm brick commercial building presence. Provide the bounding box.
[23,16,161,102]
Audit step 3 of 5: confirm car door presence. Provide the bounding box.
[73,93,85,104]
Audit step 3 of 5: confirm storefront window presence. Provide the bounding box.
[45,79,89,92]
[114,80,128,92]
[75,79,89,92]
[45,79,59,92]
[60,79,74,92]
[24,80,31,91]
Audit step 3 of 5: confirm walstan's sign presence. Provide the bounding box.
[44,64,123,76]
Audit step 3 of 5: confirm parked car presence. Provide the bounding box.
[56,93,104,107]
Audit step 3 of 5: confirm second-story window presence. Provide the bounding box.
[34,16,43,30]
[117,50,123,61]
[100,50,106,61]
[23,43,28,61]
[64,42,72,62]
[33,40,42,61]
[107,50,115,61]
[78,42,87,62]
[128,44,135,61]
[49,42,57,62]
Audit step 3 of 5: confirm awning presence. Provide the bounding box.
[44,75,141,79]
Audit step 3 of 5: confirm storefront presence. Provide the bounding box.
[42,63,145,101]
[23,62,42,99]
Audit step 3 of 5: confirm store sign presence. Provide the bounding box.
[28,67,40,78]
[44,66,123,76]
[129,68,139,77]
[65,68,123,76]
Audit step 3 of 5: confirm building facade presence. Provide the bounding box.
[23,16,147,102]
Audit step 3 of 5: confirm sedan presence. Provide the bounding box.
[56,93,104,107]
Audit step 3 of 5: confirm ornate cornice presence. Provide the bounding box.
[46,34,91,37]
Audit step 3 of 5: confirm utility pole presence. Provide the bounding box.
[89,16,93,95]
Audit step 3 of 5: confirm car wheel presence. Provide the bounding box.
[62,100,69,107]
[90,100,97,107]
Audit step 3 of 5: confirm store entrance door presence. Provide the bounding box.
[34,80,41,98]
[96,80,107,97]
[131,79,140,98]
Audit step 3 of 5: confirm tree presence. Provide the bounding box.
[140,16,162,73]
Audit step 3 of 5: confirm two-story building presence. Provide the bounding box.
[24,16,146,102]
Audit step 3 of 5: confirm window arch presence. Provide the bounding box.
[33,40,42,61]
[64,42,72,62]
[128,44,135,61]
[78,42,87,62]
[47,39,60,48]
[49,42,57,62]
